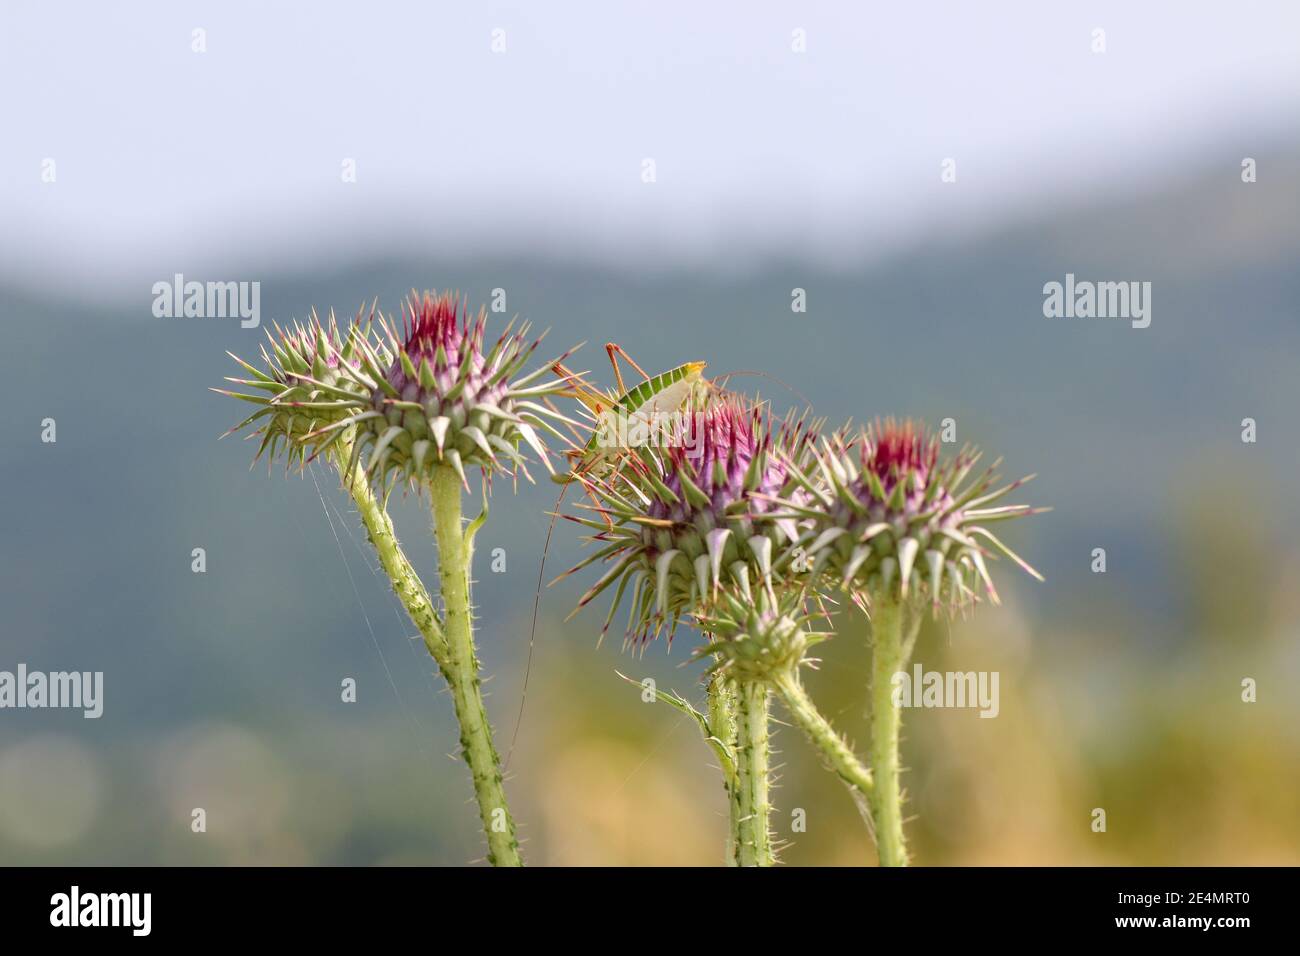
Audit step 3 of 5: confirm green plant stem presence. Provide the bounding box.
[333,441,447,667]
[772,671,874,832]
[706,673,741,865]
[428,464,522,867]
[733,679,774,866]
[869,599,908,867]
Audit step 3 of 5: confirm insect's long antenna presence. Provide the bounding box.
[504,478,571,772]
[711,368,815,410]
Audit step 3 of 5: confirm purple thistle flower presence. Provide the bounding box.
[564,396,820,647]
[352,290,572,489]
[217,291,575,491]
[783,418,1045,612]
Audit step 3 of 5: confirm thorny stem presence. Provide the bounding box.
[332,438,447,668]
[334,442,520,865]
[429,465,523,867]
[772,670,875,833]
[733,680,774,867]
[706,673,741,865]
[869,598,914,867]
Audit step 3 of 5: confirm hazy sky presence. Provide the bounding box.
[3,1,1298,286]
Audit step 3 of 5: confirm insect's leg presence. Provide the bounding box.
[551,360,581,385]
[583,482,614,530]
[575,455,616,530]
[604,344,628,396]
[552,362,610,414]
[605,343,652,394]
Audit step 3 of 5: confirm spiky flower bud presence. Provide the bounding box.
[216,310,373,469]
[351,291,571,489]
[692,586,825,682]
[567,397,819,645]
[789,418,1044,611]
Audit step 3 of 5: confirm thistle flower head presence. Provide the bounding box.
[216,309,373,470]
[791,418,1045,612]
[217,292,573,489]
[649,399,785,520]
[565,396,819,646]
[349,291,572,489]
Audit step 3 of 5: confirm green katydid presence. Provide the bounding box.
[507,344,712,765]
[551,344,710,486]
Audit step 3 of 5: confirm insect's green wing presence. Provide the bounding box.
[579,362,704,458]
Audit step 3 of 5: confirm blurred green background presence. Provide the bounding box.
[2,152,1297,865]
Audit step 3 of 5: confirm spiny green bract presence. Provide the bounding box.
[217,291,575,489]
[564,396,821,647]
[353,291,573,491]
[215,307,375,470]
[773,418,1046,613]
[693,585,827,682]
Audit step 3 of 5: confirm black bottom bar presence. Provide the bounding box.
[0,866,1281,940]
